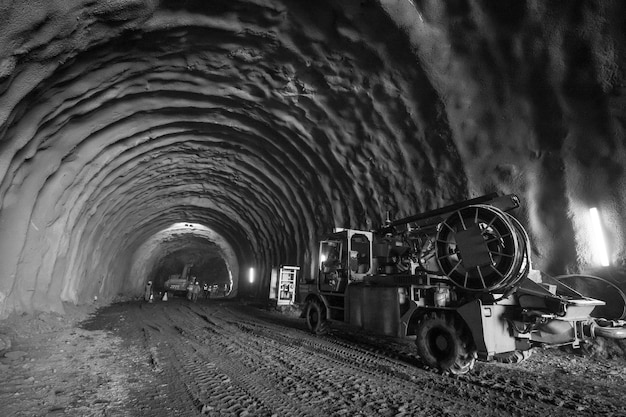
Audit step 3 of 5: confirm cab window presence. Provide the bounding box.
[350,234,371,274]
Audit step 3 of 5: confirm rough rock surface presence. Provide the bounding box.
[0,1,626,318]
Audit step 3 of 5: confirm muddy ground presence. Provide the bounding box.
[1,297,626,417]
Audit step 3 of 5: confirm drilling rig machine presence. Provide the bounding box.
[299,193,626,374]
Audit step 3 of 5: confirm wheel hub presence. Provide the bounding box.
[434,334,449,352]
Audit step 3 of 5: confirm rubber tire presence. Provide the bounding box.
[416,313,476,375]
[305,299,330,335]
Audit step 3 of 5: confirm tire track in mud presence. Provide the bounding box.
[168,305,408,416]
[174,306,329,416]
[463,365,624,415]
[215,319,472,415]
[209,304,614,417]
[291,334,557,416]
[173,328,292,416]
[321,331,619,416]
[189,305,502,416]
[133,302,330,416]
[131,309,199,417]
[92,300,626,417]
[194,318,379,416]
[139,305,250,417]
[329,334,610,416]
[321,329,624,416]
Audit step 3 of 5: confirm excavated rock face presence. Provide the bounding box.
[0,0,625,316]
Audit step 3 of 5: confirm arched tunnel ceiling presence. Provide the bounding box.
[0,0,626,316]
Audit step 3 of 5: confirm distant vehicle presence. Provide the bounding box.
[164,264,193,297]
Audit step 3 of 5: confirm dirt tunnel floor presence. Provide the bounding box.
[2,298,626,416]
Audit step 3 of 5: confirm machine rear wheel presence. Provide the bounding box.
[416,313,476,374]
[305,299,329,335]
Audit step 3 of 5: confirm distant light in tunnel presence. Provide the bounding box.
[589,208,610,267]
[170,222,206,231]
[249,267,255,284]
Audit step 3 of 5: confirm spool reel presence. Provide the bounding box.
[435,204,528,293]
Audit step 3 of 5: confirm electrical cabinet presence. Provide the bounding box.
[269,265,299,305]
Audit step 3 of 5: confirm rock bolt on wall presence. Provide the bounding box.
[0,0,625,318]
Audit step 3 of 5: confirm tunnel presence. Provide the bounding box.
[1,0,626,319]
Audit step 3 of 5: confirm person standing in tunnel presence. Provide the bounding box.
[192,281,201,302]
[144,281,153,302]
[186,280,194,301]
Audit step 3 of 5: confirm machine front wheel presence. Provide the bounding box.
[416,312,476,374]
[305,299,329,335]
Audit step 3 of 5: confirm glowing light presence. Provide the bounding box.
[320,254,327,263]
[589,208,610,267]
[249,267,255,284]
[167,222,210,231]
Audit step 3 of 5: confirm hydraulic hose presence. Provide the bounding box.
[588,321,626,339]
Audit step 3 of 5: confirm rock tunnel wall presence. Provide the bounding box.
[0,0,625,317]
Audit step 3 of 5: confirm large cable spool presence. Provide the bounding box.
[435,204,528,293]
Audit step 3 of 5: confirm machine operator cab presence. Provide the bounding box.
[318,229,374,292]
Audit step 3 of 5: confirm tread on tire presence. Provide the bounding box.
[415,312,476,375]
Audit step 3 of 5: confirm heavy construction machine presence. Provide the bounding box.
[299,193,626,374]
[164,263,194,298]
